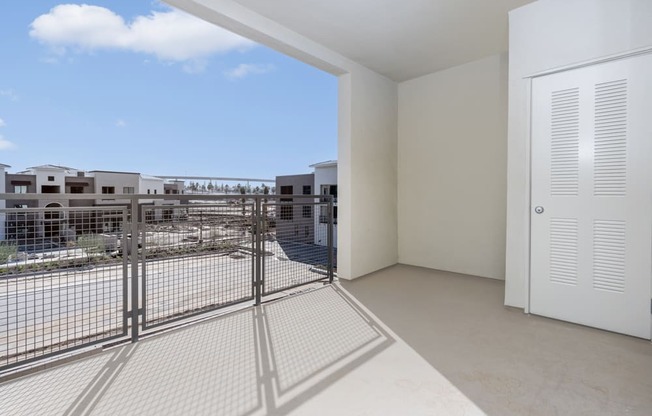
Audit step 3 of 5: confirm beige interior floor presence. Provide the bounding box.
[342,264,652,416]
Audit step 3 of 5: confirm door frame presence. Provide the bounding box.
[525,48,652,337]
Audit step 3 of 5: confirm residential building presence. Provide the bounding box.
[274,173,314,244]
[1,166,182,240]
[275,162,338,248]
[311,160,337,248]
[0,164,8,241]
[164,180,185,195]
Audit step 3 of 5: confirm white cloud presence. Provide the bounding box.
[0,135,16,150]
[30,4,256,71]
[0,118,5,127]
[224,64,275,80]
[115,119,127,128]
[0,89,18,101]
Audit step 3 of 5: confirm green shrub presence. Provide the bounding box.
[78,234,106,255]
[0,243,17,264]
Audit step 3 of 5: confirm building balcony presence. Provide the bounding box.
[1,264,650,415]
[0,194,651,415]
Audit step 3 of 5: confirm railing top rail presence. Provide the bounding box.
[0,193,334,202]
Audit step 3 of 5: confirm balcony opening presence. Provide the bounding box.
[41,185,60,194]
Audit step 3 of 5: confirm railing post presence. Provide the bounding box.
[255,197,263,305]
[130,197,140,342]
[327,197,334,284]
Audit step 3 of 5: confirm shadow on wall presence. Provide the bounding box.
[0,285,392,415]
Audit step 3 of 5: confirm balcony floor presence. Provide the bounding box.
[1,264,651,415]
[343,265,652,416]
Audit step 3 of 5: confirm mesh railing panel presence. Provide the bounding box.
[262,201,333,295]
[142,203,255,328]
[0,207,128,370]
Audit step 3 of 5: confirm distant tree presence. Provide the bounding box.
[224,184,230,194]
[207,181,214,192]
[254,186,260,194]
[240,187,246,215]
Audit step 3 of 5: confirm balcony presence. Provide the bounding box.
[1,195,652,415]
[1,264,651,415]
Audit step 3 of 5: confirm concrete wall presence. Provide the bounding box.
[398,54,508,280]
[506,0,652,307]
[32,168,66,196]
[339,68,398,279]
[5,174,38,208]
[139,177,164,196]
[93,172,140,205]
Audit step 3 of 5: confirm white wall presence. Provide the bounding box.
[506,0,652,308]
[339,68,398,279]
[93,172,140,205]
[398,54,508,279]
[139,177,165,196]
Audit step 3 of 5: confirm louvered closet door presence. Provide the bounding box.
[530,53,652,339]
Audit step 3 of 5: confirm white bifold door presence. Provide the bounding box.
[530,53,652,339]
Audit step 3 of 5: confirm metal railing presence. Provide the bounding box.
[0,193,334,373]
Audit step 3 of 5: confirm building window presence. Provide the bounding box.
[14,204,28,209]
[302,205,312,218]
[13,185,27,194]
[320,184,337,202]
[147,189,151,194]
[280,185,293,195]
[41,185,60,194]
[123,187,135,194]
[102,186,115,194]
[280,200,293,220]
[303,185,311,195]
[305,226,310,237]
[319,206,338,224]
[70,186,84,194]
[47,176,55,181]
[154,189,157,194]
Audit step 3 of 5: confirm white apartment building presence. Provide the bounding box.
[311,161,337,248]
[0,163,9,241]
[1,166,183,239]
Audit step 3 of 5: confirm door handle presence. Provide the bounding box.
[534,206,544,214]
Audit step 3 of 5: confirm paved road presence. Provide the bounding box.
[0,241,329,366]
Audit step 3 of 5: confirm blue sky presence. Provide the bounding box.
[0,1,337,179]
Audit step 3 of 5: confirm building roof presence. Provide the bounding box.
[89,170,141,175]
[27,164,76,171]
[140,174,164,181]
[309,160,337,168]
[0,163,10,168]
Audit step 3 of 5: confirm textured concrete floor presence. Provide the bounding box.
[342,264,652,416]
[0,283,484,416]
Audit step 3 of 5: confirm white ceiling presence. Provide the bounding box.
[231,0,534,81]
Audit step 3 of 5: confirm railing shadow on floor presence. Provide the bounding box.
[0,284,394,416]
